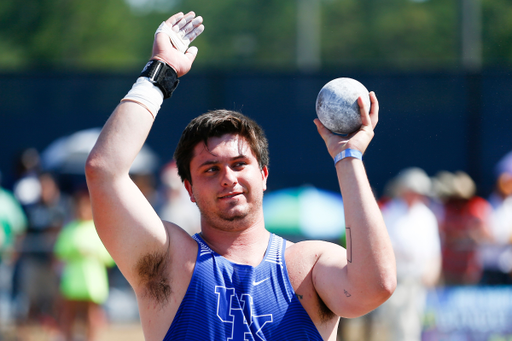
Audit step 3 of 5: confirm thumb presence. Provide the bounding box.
[314,118,332,142]
[185,46,198,62]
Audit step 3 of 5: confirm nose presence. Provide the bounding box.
[221,166,238,187]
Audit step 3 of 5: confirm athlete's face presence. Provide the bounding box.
[184,134,268,231]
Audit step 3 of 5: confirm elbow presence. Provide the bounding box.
[342,274,397,319]
[380,271,397,301]
[378,249,397,301]
[85,151,128,188]
[345,269,397,319]
[373,265,397,307]
[359,273,396,317]
[84,152,109,183]
[84,153,98,180]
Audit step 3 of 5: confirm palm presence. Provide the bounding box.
[152,36,193,76]
[151,12,204,77]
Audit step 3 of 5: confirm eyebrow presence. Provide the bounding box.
[198,154,248,169]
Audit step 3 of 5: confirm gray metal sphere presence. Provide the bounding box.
[316,78,370,135]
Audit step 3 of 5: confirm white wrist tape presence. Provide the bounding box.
[155,21,190,53]
[122,77,164,118]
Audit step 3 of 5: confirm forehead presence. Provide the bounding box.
[191,134,254,162]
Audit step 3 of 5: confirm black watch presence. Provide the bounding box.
[140,60,179,99]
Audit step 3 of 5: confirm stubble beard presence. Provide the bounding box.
[196,195,263,232]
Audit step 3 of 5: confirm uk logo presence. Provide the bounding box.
[215,286,273,341]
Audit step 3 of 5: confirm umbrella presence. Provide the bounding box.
[263,185,345,240]
[41,128,159,175]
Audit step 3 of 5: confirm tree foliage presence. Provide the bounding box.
[0,0,510,72]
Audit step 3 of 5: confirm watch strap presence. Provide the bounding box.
[140,60,179,99]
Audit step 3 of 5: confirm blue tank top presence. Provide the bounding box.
[163,233,324,340]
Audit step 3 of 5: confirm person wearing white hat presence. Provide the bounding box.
[375,167,441,341]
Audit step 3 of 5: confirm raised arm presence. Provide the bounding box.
[312,92,397,318]
[85,12,204,287]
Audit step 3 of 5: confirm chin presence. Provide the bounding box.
[219,211,249,222]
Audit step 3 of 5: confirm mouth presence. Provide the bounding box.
[218,192,243,200]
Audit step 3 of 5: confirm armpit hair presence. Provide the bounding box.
[136,251,171,305]
[317,292,337,323]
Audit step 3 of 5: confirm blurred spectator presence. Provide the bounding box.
[12,148,42,207]
[0,170,28,326]
[54,187,114,341]
[0,170,28,261]
[13,172,71,327]
[156,161,200,235]
[374,167,441,341]
[432,171,492,285]
[480,151,512,285]
[489,150,512,208]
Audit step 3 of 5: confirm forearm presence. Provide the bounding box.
[81,12,204,291]
[87,12,203,181]
[336,158,396,300]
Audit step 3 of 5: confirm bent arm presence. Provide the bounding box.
[312,92,396,318]
[85,101,166,285]
[328,158,396,317]
[85,12,204,287]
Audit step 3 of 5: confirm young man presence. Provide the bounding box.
[85,11,396,341]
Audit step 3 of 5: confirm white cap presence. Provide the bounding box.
[394,167,432,197]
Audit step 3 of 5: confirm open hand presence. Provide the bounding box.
[151,12,205,77]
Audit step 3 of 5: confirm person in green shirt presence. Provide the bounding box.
[54,186,114,341]
[0,170,27,260]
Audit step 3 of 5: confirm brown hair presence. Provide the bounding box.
[174,110,269,183]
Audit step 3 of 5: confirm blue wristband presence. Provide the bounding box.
[334,148,363,165]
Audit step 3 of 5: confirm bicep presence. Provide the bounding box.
[312,242,380,318]
[310,243,354,317]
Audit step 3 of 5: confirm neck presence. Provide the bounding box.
[199,219,270,266]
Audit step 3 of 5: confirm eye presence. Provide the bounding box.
[232,161,247,169]
[205,166,219,173]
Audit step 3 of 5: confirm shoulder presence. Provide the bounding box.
[468,196,493,216]
[0,188,15,203]
[408,201,437,220]
[380,199,407,220]
[58,221,79,239]
[285,240,344,325]
[285,240,346,288]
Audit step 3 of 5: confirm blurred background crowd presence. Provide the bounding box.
[2,0,512,340]
[1,143,512,341]
[0,146,201,340]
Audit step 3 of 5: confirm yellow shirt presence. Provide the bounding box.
[54,219,114,304]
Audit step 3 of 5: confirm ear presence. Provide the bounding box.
[184,179,196,203]
[261,166,269,192]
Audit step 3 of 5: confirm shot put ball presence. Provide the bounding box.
[315,77,371,135]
